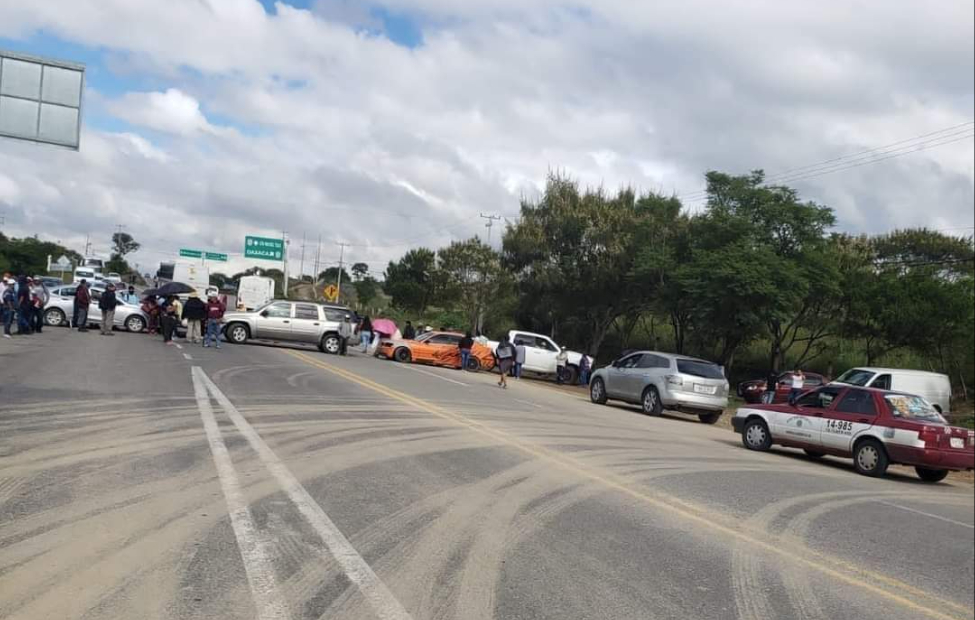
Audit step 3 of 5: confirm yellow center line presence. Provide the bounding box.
[285,350,970,620]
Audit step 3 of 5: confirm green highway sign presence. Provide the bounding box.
[179,248,203,258]
[244,236,285,261]
[205,252,228,262]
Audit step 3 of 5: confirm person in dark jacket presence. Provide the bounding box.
[458,331,475,371]
[74,280,91,332]
[494,335,515,389]
[358,316,373,352]
[16,275,32,334]
[403,320,416,340]
[182,292,207,344]
[98,283,121,335]
[160,300,178,345]
[764,370,779,404]
[204,293,225,348]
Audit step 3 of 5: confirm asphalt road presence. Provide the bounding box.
[1,328,973,620]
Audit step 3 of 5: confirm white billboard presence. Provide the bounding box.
[0,50,85,150]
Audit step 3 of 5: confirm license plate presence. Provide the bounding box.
[950,437,964,449]
[694,384,717,395]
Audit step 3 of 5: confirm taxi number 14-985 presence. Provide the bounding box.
[825,419,854,434]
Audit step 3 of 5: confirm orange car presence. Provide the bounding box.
[377,331,496,371]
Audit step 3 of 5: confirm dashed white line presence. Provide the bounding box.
[878,501,974,529]
[183,353,193,360]
[191,368,290,620]
[515,399,543,409]
[392,363,469,386]
[195,368,414,620]
[174,343,183,350]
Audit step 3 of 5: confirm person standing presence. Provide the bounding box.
[2,279,16,338]
[160,301,178,345]
[74,280,91,332]
[30,279,47,333]
[338,312,353,355]
[358,316,373,353]
[169,296,183,340]
[98,283,121,335]
[182,292,207,344]
[123,285,138,304]
[578,354,591,386]
[16,276,32,334]
[143,297,160,335]
[458,331,474,371]
[403,320,416,340]
[495,335,515,389]
[764,369,779,404]
[788,369,806,405]
[556,347,569,385]
[204,292,225,348]
[514,341,526,379]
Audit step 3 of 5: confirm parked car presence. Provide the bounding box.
[589,351,730,424]
[222,300,354,353]
[377,331,496,371]
[485,330,585,383]
[832,367,951,414]
[43,285,149,332]
[34,276,65,289]
[73,267,100,284]
[104,272,123,286]
[738,371,828,404]
[732,386,974,481]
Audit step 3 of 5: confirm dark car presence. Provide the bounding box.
[738,371,827,404]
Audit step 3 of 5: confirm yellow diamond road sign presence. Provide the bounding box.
[323,285,339,301]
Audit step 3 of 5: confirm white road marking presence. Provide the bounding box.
[191,368,291,620]
[175,343,183,350]
[196,368,414,620]
[183,353,193,360]
[515,399,543,409]
[393,363,468,386]
[878,501,974,529]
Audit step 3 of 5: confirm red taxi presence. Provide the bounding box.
[732,385,974,482]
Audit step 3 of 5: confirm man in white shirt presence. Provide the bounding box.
[788,369,806,405]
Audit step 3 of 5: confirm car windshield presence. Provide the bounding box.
[676,359,724,379]
[835,368,875,386]
[884,394,947,424]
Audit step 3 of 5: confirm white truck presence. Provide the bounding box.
[488,330,586,382]
[236,276,276,311]
[171,262,211,294]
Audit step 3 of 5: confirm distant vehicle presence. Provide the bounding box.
[73,267,101,284]
[236,276,276,311]
[44,285,148,332]
[589,351,729,424]
[486,330,585,383]
[377,331,496,371]
[170,262,210,294]
[732,386,974,482]
[104,272,123,286]
[34,276,64,289]
[738,371,828,404]
[80,257,105,270]
[222,301,354,354]
[832,367,951,414]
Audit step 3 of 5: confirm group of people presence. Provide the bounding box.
[1,275,48,338]
[763,368,807,404]
[139,291,226,347]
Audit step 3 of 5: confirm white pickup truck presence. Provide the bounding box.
[487,330,586,383]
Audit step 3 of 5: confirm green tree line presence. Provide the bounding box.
[382,171,975,392]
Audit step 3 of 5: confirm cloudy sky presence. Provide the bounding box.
[1,0,972,278]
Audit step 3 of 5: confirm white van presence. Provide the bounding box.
[73,267,99,284]
[236,276,276,311]
[833,367,952,414]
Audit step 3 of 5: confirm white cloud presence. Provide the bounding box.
[0,0,972,278]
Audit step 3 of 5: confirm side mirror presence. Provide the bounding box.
[611,360,621,368]
[260,310,269,318]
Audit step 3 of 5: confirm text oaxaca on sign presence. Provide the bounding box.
[0,50,84,150]
[244,236,284,261]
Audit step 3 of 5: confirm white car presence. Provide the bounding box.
[43,285,149,332]
[486,330,585,382]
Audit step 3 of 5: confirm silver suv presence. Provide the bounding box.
[589,351,729,424]
[222,300,354,354]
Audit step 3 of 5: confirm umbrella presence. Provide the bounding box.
[141,288,159,297]
[371,318,398,337]
[155,281,196,296]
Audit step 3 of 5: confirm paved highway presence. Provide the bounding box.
[1,329,973,620]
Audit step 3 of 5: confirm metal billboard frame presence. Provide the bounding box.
[0,49,85,150]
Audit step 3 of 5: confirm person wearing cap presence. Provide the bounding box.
[182,292,207,344]
[98,283,121,336]
[74,280,91,332]
[204,292,225,348]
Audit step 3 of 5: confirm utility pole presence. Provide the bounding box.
[479,213,502,245]
[298,232,306,282]
[282,231,290,298]
[314,234,322,283]
[336,242,350,299]
[84,233,92,257]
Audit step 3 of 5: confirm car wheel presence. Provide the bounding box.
[562,364,579,386]
[125,315,146,333]
[465,356,481,371]
[226,323,249,345]
[44,308,66,327]
[641,386,663,416]
[394,347,412,363]
[321,334,341,355]
[742,418,772,451]
[590,377,608,404]
[915,467,949,483]
[803,449,826,459]
[853,439,889,478]
[698,411,722,425]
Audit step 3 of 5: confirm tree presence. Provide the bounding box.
[210,272,231,289]
[105,232,141,276]
[384,248,439,313]
[0,233,83,276]
[318,267,351,285]
[353,277,379,306]
[351,262,370,281]
[437,237,507,332]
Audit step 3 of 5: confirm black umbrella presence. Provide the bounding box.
[141,288,159,297]
[156,281,196,296]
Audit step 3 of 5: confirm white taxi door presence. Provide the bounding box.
[820,388,879,455]
[775,387,843,449]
